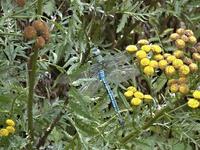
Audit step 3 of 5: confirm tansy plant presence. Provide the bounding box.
[125,28,200,109]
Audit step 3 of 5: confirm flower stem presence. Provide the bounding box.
[27,49,39,149]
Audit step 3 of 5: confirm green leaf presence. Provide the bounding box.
[117,14,128,33]
[153,73,167,94]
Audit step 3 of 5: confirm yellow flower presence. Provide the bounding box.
[192,53,200,61]
[176,28,185,35]
[137,39,149,45]
[170,84,179,93]
[144,95,153,102]
[154,54,164,61]
[165,65,176,76]
[188,36,197,45]
[173,50,184,58]
[6,119,15,127]
[127,86,137,93]
[134,91,144,99]
[170,33,180,41]
[179,84,189,95]
[124,90,134,99]
[189,63,198,73]
[151,44,162,53]
[149,60,158,68]
[126,45,138,53]
[172,59,184,69]
[6,126,15,134]
[140,58,150,66]
[158,60,168,70]
[0,128,9,136]
[166,55,176,63]
[143,66,154,76]
[193,90,200,99]
[187,98,199,109]
[141,45,151,52]
[163,53,171,58]
[131,98,142,106]
[179,65,190,75]
[136,50,147,59]
[175,39,185,49]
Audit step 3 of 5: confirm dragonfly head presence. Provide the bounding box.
[92,48,104,64]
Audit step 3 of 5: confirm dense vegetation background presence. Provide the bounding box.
[0,0,200,149]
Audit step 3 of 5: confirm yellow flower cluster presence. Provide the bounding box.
[126,39,163,76]
[0,119,16,137]
[126,39,198,78]
[170,28,197,49]
[187,90,200,109]
[124,86,153,106]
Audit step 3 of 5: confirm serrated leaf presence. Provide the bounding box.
[44,0,56,16]
[153,73,167,94]
[117,14,128,33]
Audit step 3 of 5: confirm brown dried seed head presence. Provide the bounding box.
[178,77,187,84]
[41,27,50,42]
[35,36,45,49]
[188,47,198,53]
[15,0,26,7]
[32,20,46,33]
[23,26,37,40]
[180,34,189,42]
[183,57,193,65]
[184,29,194,37]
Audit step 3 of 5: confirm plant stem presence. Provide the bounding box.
[37,0,43,16]
[27,49,39,149]
[27,1,43,149]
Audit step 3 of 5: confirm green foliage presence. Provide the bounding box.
[0,0,200,149]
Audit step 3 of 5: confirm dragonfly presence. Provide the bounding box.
[72,48,139,126]
[92,48,126,127]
